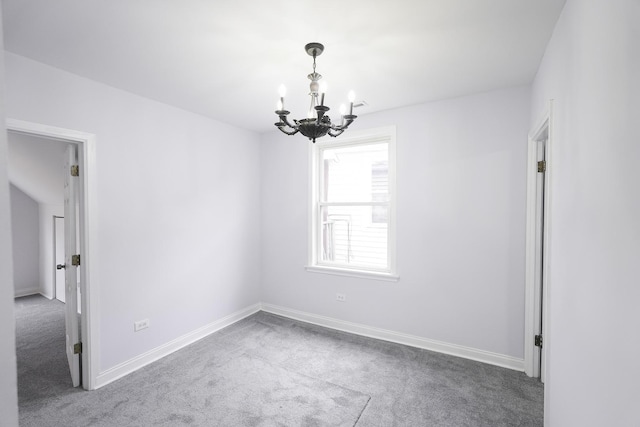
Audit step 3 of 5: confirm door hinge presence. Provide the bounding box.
[537,161,546,173]
[71,164,79,177]
[73,342,82,354]
[534,334,543,348]
[71,254,81,266]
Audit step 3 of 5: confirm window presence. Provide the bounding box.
[307,126,397,280]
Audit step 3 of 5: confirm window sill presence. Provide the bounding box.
[305,265,399,282]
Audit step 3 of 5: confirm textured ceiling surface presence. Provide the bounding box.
[2,0,566,133]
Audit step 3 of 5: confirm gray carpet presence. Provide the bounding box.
[16,295,543,426]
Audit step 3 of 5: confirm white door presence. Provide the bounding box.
[64,144,81,387]
[54,216,65,303]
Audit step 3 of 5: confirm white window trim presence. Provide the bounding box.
[305,265,399,282]
[307,125,398,280]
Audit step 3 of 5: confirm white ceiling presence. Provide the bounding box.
[2,0,566,134]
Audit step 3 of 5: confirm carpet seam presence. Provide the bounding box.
[249,351,371,400]
[353,395,371,426]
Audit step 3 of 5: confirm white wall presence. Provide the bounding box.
[0,4,20,425]
[7,132,67,205]
[9,184,40,297]
[4,52,263,372]
[261,86,530,360]
[531,0,640,425]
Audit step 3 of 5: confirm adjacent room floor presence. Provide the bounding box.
[16,295,543,426]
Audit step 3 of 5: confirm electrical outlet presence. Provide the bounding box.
[336,293,346,302]
[134,319,150,332]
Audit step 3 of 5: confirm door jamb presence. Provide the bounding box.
[6,118,99,391]
[524,102,553,380]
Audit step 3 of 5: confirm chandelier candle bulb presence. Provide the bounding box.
[348,90,356,115]
[278,84,286,111]
[320,82,328,106]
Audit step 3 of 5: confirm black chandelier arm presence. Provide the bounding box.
[315,105,330,124]
[329,114,358,132]
[275,110,300,131]
[276,125,300,136]
[327,128,345,138]
[275,121,299,135]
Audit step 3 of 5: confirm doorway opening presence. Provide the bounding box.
[7,119,98,390]
[524,104,552,381]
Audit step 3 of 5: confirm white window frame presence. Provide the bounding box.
[306,125,398,281]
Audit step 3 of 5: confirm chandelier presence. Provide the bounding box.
[275,42,358,143]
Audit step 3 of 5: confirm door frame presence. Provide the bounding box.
[6,118,99,391]
[524,102,553,380]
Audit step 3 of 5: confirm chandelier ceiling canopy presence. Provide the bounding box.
[275,42,358,143]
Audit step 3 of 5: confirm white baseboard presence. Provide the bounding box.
[261,303,524,372]
[95,303,261,389]
[94,301,523,390]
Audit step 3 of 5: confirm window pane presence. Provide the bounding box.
[371,161,388,223]
[322,143,388,203]
[320,205,388,270]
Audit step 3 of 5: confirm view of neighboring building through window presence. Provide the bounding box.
[311,127,396,276]
[371,161,388,224]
